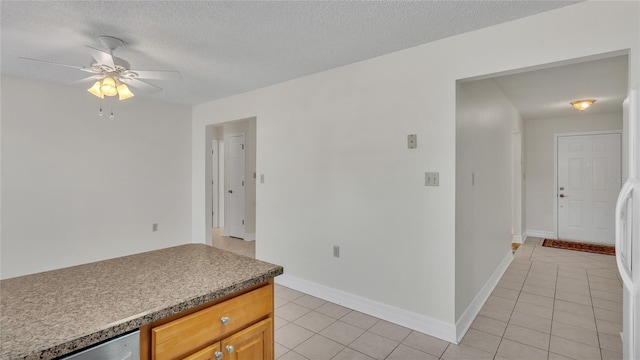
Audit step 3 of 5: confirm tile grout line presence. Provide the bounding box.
[489,244,534,360]
[548,248,558,360]
[586,271,605,360]
[510,240,563,359]
[379,329,413,360]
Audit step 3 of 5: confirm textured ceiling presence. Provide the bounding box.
[1,1,579,106]
[492,55,628,120]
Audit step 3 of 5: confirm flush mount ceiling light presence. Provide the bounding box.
[570,99,596,111]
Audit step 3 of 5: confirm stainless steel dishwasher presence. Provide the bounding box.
[60,330,139,360]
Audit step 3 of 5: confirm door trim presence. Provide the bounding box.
[553,130,622,240]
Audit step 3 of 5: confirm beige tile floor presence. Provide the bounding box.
[213,231,623,360]
[212,227,255,258]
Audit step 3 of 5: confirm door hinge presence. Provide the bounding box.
[242,220,245,225]
[242,144,245,150]
[242,181,244,186]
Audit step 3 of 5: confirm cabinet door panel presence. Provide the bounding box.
[222,318,273,360]
[182,344,221,360]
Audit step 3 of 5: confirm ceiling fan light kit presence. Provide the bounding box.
[19,35,181,118]
[99,77,118,97]
[87,77,134,100]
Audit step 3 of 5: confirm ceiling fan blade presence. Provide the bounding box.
[19,57,96,73]
[86,46,114,67]
[128,70,182,81]
[70,75,101,85]
[124,78,162,93]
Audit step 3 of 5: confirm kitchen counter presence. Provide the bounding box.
[0,244,283,360]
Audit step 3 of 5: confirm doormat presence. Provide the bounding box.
[542,239,615,256]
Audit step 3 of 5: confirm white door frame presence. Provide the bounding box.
[553,130,623,239]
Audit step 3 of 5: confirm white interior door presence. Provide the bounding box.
[557,133,621,244]
[211,140,219,228]
[226,134,245,239]
[219,142,225,229]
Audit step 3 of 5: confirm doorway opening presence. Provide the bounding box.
[454,50,630,341]
[206,117,257,258]
[457,51,628,249]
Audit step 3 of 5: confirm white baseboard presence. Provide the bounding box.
[525,230,555,239]
[244,233,256,241]
[275,274,457,344]
[512,234,523,244]
[455,250,513,342]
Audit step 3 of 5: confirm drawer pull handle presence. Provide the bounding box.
[225,345,235,354]
[214,351,223,360]
[221,316,230,325]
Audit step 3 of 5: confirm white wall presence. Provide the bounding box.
[524,112,623,235]
[192,1,638,341]
[1,75,192,279]
[455,79,520,324]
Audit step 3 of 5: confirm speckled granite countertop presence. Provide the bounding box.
[0,244,283,360]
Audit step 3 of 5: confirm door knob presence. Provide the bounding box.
[214,351,223,360]
[221,316,230,325]
[225,345,235,354]
[559,193,566,198]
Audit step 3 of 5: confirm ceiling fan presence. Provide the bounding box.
[20,36,181,100]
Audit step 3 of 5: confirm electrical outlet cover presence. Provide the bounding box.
[408,134,417,149]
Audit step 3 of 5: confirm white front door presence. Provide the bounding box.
[227,134,245,239]
[557,133,621,244]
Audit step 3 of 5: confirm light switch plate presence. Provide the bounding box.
[425,172,439,186]
[408,134,417,149]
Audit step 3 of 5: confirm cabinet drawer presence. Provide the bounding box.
[152,284,273,360]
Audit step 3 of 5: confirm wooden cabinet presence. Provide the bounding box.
[180,318,272,360]
[140,281,274,360]
[221,318,272,360]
